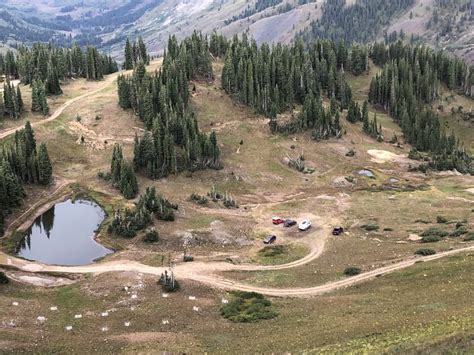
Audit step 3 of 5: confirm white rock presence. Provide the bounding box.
[162,293,169,298]
[74,314,82,319]
[36,316,47,323]
[193,306,199,312]
[12,302,19,306]
[101,326,108,332]
[162,319,170,325]
[124,286,129,291]
[130,306,135,311]
[131,294,138,299]
[101,312,109,317]
[124,322,131,327]
[65,326,73,331]
[189,296,196,301]
[50,306,58,311]
[221,299,229,304]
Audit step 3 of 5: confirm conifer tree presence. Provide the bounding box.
[37,143,52,185]
[124,38,134,70]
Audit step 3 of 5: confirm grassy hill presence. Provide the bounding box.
[0,50,472,352]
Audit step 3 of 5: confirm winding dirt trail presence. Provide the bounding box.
[1,239,472,297]
[0,72,121,141]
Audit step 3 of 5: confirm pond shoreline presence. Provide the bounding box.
[2,185,118,265]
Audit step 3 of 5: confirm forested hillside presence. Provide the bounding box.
[117,33,221,181]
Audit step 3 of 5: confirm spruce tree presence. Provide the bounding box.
[124,38,134,70]
[37,143,52,185]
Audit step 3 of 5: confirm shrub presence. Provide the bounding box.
[258,245,286,258]
[344,267,362,276]
[183,255,194,262]
[143,229,159,243]
[0,271,9,284]
[464,233,474,241]
[97,171,111,181]
[345,149,356,157]
[383,228,394,232]
[190,193,208,205]
[420,227,448,238]
[450,226,469,237]
[220,292,277,323]
[415,248,436,256]
[158,271,179,292]
[421,235,441,243]
[361,223,379,231]
[436,216,448,224]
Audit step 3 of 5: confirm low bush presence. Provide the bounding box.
[0,271,9,284]
[344,267,362,276]
[464,233,474,241]
[436,216,448,224]
[361,223,379,231]
[143,229,159,243]
[158,271,179,292]
[450,226,469,237]
[421,235,441,243]
[190,193,208,205]
[345,149,356,157]
[220,292,277,323]
[420,227,449,238]
[258,245,286,258]
[415,248,436,256]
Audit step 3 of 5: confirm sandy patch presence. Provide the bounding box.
[466,188,474,194]
[367,149,406,164]
[408,234,422,242]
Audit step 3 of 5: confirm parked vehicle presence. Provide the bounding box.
[298,220,312,231]
[284,219,297,227]
[272,217,285,225]
[263,235,277,244]
[332,227,344,236]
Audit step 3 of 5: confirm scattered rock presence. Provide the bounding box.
[408,234,422,241]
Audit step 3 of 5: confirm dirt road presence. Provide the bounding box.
[0,72,121,141]
[1,241,472,297]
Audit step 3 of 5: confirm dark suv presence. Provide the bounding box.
[284,219,297,227]
[332,227,344,236]
[263,235,277,244]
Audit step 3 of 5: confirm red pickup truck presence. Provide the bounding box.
[272,217,285,225]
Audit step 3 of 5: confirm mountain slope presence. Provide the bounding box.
[0,0,472,63]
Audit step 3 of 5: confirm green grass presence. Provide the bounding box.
[255,244,308,266]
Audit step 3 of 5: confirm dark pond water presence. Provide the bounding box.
[15,199,112,266]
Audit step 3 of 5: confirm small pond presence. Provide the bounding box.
[15,198,113,266]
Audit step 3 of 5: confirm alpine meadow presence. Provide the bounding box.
[0,0,473,353]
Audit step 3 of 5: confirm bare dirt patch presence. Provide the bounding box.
[367,149,407,164]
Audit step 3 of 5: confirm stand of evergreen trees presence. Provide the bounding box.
[117,32,221,180]
[1,79,24,119]
[368,42,472,174]
[123,36,149,70]
[222,36,356,118]
[0,122,53,235]
[108,187,177,238]
[370,41,473,97]
[108,144,139,200]
[31,80,49,115]
[12,43,118,86]
[300,0,415,44]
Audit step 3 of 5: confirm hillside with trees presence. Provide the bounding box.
[117,32,221,180]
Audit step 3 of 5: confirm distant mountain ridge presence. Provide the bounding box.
[0,0,472,63]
